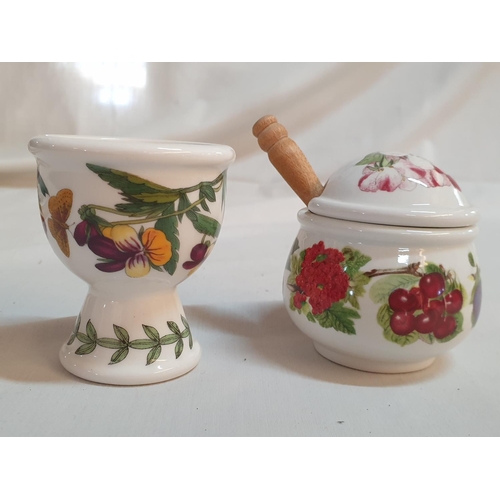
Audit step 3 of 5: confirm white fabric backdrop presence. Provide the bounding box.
[1,62,499,186]
[1,62,498,436]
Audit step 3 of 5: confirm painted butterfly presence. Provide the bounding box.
[47,188,73,258]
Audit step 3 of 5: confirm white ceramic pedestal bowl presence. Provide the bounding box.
[283,152,481,374]
[30,135,235,385]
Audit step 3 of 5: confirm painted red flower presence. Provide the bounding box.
[296,241,350,315]
[293,292,307,309]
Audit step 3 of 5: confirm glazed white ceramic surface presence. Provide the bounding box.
[285,152,481,374]
[284,211,480,373]
[30,135,235,385]
[309,152,479,227]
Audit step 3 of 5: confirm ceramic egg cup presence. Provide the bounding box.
[30,136,235,385]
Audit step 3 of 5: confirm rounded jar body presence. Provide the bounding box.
[283,209,482,373]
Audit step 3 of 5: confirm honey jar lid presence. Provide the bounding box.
[308,152,479,228]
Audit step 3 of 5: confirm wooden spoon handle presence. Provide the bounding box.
[252,115,323,205]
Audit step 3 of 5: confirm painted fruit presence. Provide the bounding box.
[389,288,419,312]
[434,315,457,339]
[443,289,463,314]
[428,299,445,315]
[409,287,423,309]
[390,311,416,336]
[419,272,445,299]
[191,243,208,262]
[415,309,440,334]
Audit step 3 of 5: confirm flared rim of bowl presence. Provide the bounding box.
[28,134,236,168]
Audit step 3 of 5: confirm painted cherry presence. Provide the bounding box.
[415,309,440,334]
[428,299,445,315]
[419,272,446,299]
[409,287,423,309]
[390,311,416,336]
[389,288,419,312]
[434,315,457,339]
[443,289,463,314]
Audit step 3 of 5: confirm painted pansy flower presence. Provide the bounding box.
[75,221,172,277]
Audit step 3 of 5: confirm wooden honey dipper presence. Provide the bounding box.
[252,115,324,205]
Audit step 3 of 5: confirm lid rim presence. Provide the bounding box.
[308,197,480,228]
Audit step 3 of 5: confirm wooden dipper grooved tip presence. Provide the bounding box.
[252,115,324,206]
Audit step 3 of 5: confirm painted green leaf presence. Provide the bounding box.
[68,314,81,345]
[200,184,216,202]
[129,339,158,349]
[435,312,464,344]
[143,325,160,341]
[156,204,179,275]
[97,338,126,349]
[419,333,435,344]
[177,193,191,222]
[424,262,444,275]
[352,272,371,299]
[377,304,418,346]
[86,320,97,341]
[113,203,168,217]
[346,291,360,310]
[175,339,184,359]
[160,334,180,345]
[316,302,360,335]
[369,274,421,304]
[383,328,419,346]
[181,316,189,330]
[74,314,81,333]
[75,342,97,355]
[190,212,221,237]
[76,333,93,344]
[131,192,180,204]
[306,312,316,323]
[381,156,394,168]
[468,252,475,267]
[113,325,130,343]
[181,329,190,338]
[37,170,49,197]
[289,255,302,280]
[200,198,210,212]
[149,262,164,272]
[341,247,372,278]
[285,238,300,272]
[355,152,384,166]
[188,333,193,349]
[86,164,179,202]
[377,304,392,330]
[167,321,181,336]
[109,347,129,365]
[147,346,162,366]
